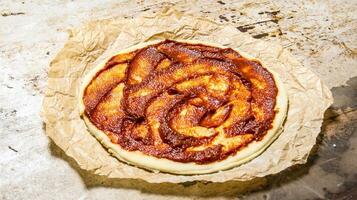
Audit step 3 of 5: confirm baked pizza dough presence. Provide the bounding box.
[78,39,288,174]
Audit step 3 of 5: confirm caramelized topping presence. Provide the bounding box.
[83,40,277,164]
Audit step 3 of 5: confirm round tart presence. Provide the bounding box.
[79,40,288,174]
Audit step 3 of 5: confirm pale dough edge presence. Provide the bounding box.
[78,39,288,175]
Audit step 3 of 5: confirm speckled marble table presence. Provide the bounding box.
[1,1,356,199]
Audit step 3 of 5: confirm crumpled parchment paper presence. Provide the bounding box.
[41,8,333,183]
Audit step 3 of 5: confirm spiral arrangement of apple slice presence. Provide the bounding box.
[82,40,277,164]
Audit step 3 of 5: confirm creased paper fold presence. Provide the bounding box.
[41,9,333,183]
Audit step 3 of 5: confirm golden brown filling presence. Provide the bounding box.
[83,40,277,164]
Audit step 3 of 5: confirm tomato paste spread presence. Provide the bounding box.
[83,40,277,164]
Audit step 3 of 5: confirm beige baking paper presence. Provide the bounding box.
[41,8,333,183]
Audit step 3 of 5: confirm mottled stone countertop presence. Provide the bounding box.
[1,0,356,199]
